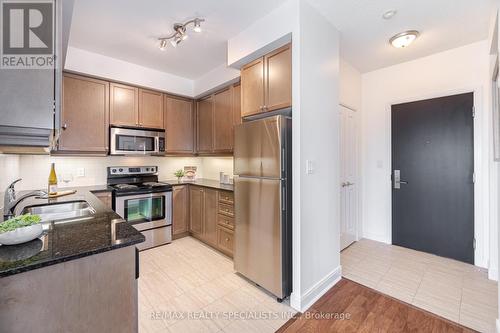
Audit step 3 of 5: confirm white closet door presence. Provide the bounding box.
[340,105,358,250]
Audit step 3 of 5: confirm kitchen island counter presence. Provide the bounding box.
[0,185,144,278]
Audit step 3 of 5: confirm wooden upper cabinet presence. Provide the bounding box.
[173,185,189,236]
[240,43,291,117]
[213,87,233,152]
[138,89,163,128]
[189,186,203,235]
[110,83,139,127]
[233,83,241,127]
[197,96,214,154]
[164,96,194,154]
[265,44,292,112]
[59,73,109,153]
[241,57,264,117]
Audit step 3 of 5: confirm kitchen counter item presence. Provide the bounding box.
[0,224,43,246]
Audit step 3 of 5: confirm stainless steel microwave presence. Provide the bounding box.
[110,126,165,156]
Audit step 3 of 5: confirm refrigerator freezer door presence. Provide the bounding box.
[234,176,283,297]
[234,116,283,178]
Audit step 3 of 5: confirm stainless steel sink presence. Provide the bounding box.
[21,200,96,222]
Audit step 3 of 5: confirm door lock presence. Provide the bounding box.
[393,170,408,189]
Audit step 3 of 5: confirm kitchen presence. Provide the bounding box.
[0,1,295,332]
[2,0,499,332]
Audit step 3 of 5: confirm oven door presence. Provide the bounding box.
[110,127,165,155]
[115,191,172,231]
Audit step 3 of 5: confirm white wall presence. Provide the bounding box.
[361,41,493,270]
[228,0,341,312]
[0,155,20,191]
[193,64,240,98]
[339,59,362,111]
[65,47,194,97]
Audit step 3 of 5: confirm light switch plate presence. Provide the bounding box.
[306,160,314,174]
[76,168,85,177]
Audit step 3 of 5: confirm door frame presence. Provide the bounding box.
[385,87,488,267]
[340,103,361,245]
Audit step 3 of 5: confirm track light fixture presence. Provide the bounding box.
[158,18,204,50]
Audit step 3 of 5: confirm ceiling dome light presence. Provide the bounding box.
[382,9,397,20]
[389,30,419,48]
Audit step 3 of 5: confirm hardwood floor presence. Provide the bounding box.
[277,279,476,333]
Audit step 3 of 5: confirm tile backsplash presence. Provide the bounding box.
[0,154,234,191]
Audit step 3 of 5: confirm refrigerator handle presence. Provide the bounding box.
[281,183,286,211]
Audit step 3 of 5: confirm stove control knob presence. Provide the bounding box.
[119,168,123,172]
[112,169,117,173]
[146,168,149,171]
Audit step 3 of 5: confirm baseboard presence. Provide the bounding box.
[300,266,342,312]
[362,231,390,244]
[489,267,498,281]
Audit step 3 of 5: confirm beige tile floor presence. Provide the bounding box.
[341,239,498,333]
[138,236,296,333]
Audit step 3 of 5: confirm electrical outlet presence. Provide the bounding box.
[76,168,85,177]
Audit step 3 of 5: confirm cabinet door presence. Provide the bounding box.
[241,57,264,117]
[189,186,203,235]
[165,96,194,154]
[197,96,214,153]
[139,89,163,128]
[265,44,292,112]
[213,87,233,152]
[203,188,218,247]
[173,185,189,236]
[232,83,241,127]
[110,83,139,127]
[59,74,109,153]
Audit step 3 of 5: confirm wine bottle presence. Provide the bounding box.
[48,163,58,195]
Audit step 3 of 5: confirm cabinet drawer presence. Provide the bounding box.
[218,191,234,204]
[218,202,234,217]
[217,214,234,230]
[217,226,234,257]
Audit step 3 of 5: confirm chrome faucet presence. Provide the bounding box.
[3,179,46,220]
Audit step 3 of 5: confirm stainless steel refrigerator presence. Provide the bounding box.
[233,114,292,301]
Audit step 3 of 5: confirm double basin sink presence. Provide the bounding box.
[21,201,96,223]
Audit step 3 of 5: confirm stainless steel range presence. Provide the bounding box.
[107,166,172,250]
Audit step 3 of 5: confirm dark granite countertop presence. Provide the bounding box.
[0,185,144,278]
[162,178,234,192]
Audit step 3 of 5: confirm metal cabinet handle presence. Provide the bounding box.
[225,238,230,242]
[62,123,67,130]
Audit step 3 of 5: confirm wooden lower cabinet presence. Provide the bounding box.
[172,185,189,237]
[217,226,234,257]
[181,185,234,257]
[189,186,204,236]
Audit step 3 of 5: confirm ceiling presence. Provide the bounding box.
[309,0,498,73]
[69,0,287,79]
[70,0,498,78]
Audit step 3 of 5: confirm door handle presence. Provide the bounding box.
[393,170,408,189]
[341,182,355,187]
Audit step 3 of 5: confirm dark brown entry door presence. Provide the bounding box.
[392,93,474,264]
